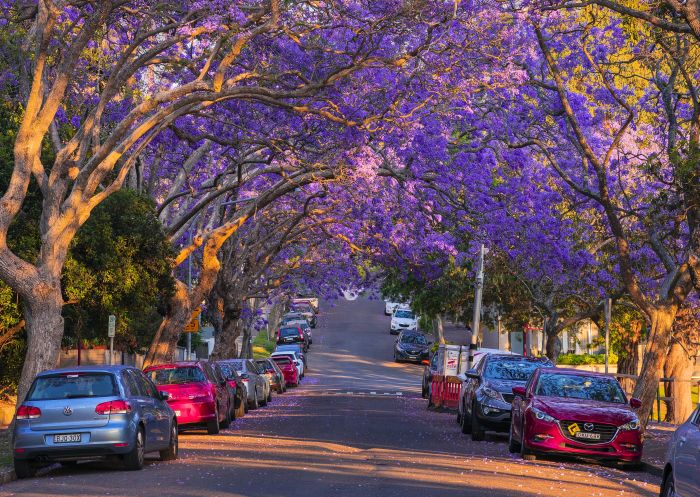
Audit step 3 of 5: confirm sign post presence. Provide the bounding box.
[107,315,116,365]
[183,307,202,360]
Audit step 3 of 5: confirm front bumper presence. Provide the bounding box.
[524,415,642,462]
[13,417,136,461]
[395,349,429,362]
[474,398,512,430]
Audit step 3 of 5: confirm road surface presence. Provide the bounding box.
[0,297,660,497]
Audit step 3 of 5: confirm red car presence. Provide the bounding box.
[144,361,232,434]
[509,368,643,467]
[271,356,299,387]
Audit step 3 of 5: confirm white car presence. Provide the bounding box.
[390,308,418,334]
[384,301,409,315]
[271,350,305,378]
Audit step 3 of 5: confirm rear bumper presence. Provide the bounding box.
[13,418,136,460]
[168,399,217,426]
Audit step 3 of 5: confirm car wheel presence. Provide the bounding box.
[260,388,268,407]
[250,391,259,410]
[520,421,536,460]
[267,388,273,403]
[508,421,521,453]
[123,427,145,470]
[221,404,232,428]
[660,471,676,497]
[207,408,220,435]
[13,459,37,479]
[471,402,485,441]
[456,409,462,424]
[159,423,178,461]
[460,400,472,434]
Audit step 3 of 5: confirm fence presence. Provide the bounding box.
[615,373,700,423]
[429,375,461,409]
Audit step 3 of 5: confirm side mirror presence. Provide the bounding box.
[512,386,527,397]
[465,369,479,379]
[629,398,642,409]
[160,391,171,401]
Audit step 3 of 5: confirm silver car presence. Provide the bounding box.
[661,404,700,496]
[13,365,177,478]
[219,359,270,410]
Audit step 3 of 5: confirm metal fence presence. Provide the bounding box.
[615,373,700,423]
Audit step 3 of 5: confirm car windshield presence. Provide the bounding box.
[28,373,118,400]
[401,334,427,345]
[483,358,548,381]
[394,310,414,319]
[535,373,627,403]
[280,327,299,337]
[147,366,206,385]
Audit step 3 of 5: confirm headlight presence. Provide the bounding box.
[619,418,640,431]
[481,387,503,402]
[530,407,556,423]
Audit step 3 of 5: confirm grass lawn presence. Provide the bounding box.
[252,331,276,359]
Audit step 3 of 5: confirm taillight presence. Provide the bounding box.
[95,400,132,415]
[16,405,41,420]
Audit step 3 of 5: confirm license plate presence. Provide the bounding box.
[174,410,181,417]
[284,338,293,342]
[575,432,601,440]
[54,433,81,443]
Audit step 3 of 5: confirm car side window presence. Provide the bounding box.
[126,370,147,397]
[201,363,215,382]
[121,370,138,397]
[138,371,161,398]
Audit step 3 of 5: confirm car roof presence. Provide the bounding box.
[37,365,133,376]
[542,367,612,377]
[143,361,204,371]
[485,354,550,362]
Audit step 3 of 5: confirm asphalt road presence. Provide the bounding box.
[0,297,660,497]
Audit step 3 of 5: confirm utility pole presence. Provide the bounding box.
[604,297,612,374]
[468,244,486,369]
[187,228,193,361]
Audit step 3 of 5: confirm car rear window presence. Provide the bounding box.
[28,373,118,400]
[146,366,206,385]
[272,357,292,365]
[280,327,299,337]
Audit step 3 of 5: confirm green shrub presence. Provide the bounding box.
[557,352,618,365]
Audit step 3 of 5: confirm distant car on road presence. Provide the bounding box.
[218,359,270,410]
[293,296,319,313]
[256,358,287,394]
[281,312,307,326]
[271,350,305,379]
[13,365,178,478]
[215,361,248,418]
[276,324,309,351]
[271,356,300,387]
[393,331,430,363]
[275,343,307,369]
[457,354,553,441]
[390,308,418,334]
[144,361,232,434]
[509,368,643,468]
[660,404,700,496]
[384,300,408,316]
[290,301,317,328]
[286,319,313,345]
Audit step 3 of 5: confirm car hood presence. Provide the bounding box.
[533,397,637,424]
[484,378,526,393]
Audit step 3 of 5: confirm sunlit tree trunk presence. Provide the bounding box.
[210,304,242,360]
[143,281,190,367]
[664,340,695,423]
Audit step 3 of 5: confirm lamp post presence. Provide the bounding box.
[468,244,486,368]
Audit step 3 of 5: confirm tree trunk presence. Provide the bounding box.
[663,340,695,423]
[143,280,190,367]
[240,326,252,358]
[435,314,445,344]
[544,314,561,363]
[617,320,642,396]
[632,308,675,427]
[17,280,64,404]
[209,304,242,360]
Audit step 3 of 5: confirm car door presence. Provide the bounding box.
[212,363,231,416]
[126,369,159,450]
[202,363,226,421]
[137,370,171,448]
[247,361,263,398]
[511,370,537,442]
[674,407,700,496]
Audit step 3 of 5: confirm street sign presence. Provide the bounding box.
[183,307,202,333]
[107,315,116,338]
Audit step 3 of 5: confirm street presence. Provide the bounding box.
[0,298,660,497]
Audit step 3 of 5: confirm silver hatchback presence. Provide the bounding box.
[13,365,178,478]
[661,405,700,496]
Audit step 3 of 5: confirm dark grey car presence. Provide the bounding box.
[661,404,700,497]
[13,365,178,478]
[218,359,270,410]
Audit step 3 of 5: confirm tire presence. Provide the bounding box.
[660,472,675,497]
[123,427,145,470]
[421,380,427,399]
[267,388,273,403]
[207,408,220,435]
[260,388,268,407]
[159,423,178,461]
[508,421,521,454]
[14,459,37,479]
[460,401,472,434]
[220,404,231,428]
[249,392,259,410]
[520,421,536,460]
[456,410,462,424]
[471,402,485,441]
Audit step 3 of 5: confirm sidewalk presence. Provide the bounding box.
[642,422,673,476]
[0,426,14,484]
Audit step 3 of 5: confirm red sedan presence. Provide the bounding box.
[144,361,232,434]
[271,356,299,387]
[509,368,643,467]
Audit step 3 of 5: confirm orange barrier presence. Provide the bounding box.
[429,375,461,409]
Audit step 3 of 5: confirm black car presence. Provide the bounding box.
[458,354,553,441]
[276,325,309,351]
[421,352,439,398]
[393,331,431,363]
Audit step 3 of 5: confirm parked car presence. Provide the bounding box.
[274,344,308,369]
[218,359,270,410]
[256,358,287,394]
[509,368,643,467]
[214,361,247,418]
[393,331,431,363]
[457,354,553,441]
[271,350,305,378]
[660,404,700,496]
[271,356,300,387]
[390,308,418,334]
[144,361,232,434]
[384,300,408,316]
[290,301,317,328]
[13,365,178,478]
[287,319,313,345]
[293,296,319,313]
[276,324,309,351]
[422,352,439,398]
[281,312,306,326]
